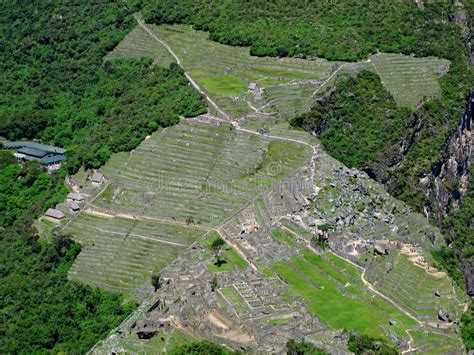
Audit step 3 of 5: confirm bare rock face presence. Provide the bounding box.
[461,256,474,297]
[438,308,451,322]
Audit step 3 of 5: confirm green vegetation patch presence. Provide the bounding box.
[106,26,175,67]
[95,122,309,226]
[368,253,462,321]
[195,74,248,97]
[0,158,131,354]
[370,53,450,108]
[291,70,409,168]
[272,227,299,248]
[272,253,417,341]
[220,287,248,313]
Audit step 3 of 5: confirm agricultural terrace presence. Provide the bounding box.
[94,121,310,225]
[66,121,310,297]
[271,251,419,343]
[105,26,175,67]
[108,21,451,120]
[65,212,204,297]
[408,329,464,354]
[368,253,463,323]
[123,23,338,119]
[370,53,449,108]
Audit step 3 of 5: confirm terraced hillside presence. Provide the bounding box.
[95,121,310,225]
[105,26,175,67]
[64,213,204,296]
[370,53,450,108]
[65,120,311,299]
[106,22,451,121]
[110,22,339,119]
[367,253,463,323]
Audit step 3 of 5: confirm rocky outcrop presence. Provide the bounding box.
[364,89,473,223]
[421,89,473,220]
[449,1,473,67]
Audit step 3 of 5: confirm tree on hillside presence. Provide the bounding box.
[210,237,226,267]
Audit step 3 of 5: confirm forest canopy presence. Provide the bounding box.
[142,0,465,62]
[0,0,206,173]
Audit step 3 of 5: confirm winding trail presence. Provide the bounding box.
[136,15,230,121]
[311,60,373,96]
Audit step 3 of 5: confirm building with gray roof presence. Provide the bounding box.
[3,140,66,170]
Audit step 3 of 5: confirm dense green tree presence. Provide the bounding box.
[0,160,133,354]
[287,339,326,354]
[347,333,397,355]
[170,340,234,354]
[461,304,474,350]
[0,1,206,174]
[291,71,409,169]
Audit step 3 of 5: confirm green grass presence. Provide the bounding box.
[94,121,310,226]
[208,260,234,273]
[65,213,204,299]
[270,317,292,326]
[220,287,248,313]
[105,26,175,67]
[272,254,417,341]
[368,253,462,321]
[224,247,247,269]
[409,330,464,354]
[280,218,313,239]
[205,234,247,273]
[272,227,299,247]
[370,53,449,108]
[249,66,321,80]
[208,248,247,272]
[194,74,248,97]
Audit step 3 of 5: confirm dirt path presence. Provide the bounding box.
[311,60,372,97]
[84,207,210,231]
[61,182,111,230]
[135,15,231,121]
[76,221,189,247]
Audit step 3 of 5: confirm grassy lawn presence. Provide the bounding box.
[220,287,248,313]
[272,227,299,247]
[272,255,416,340]
[261,140,308,177]
[280,218,313,239]
[208,259,234,272]
[206,234,248,272]
[195,74,248,97]
[409,330,463,354]
[249,66,321,80]
[224,247,247,269]
[269,317,292,326]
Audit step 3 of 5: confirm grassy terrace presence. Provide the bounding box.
[271,227,300,248]
[106,22,450,120]
[370,53,449,108]
[409,329,464,354]
[272,251,418,341]
[105,26,175,67]
[65,213,204,297]
[369,253,461,322]
[137,24,338,119]
[96,121,310,226]
[220,287,248,314]
[67,121,309,296]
